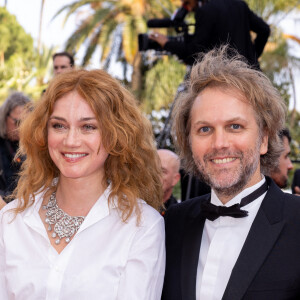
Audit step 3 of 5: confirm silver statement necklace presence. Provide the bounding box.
[42,192,85,245]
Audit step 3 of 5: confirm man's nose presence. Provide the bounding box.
[288,158,293,170]
[212,129,229,149]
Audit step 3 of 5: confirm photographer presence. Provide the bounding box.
[149,0,270,68]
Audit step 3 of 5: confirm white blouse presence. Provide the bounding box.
[0,186,166,300]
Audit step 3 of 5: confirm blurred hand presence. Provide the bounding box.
[149,32,169,48]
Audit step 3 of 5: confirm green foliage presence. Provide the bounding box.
[246,0,300,162]
[260,32,291,107]
[245,0,300,19]
[141,56,186,112]
[0,8,40,103]
[173,179,181,200]
[0,7,34,62]
[56,0,150,67]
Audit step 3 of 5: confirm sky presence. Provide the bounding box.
[2,0,102,68]
[4,0,75,49]
[1,1,300,111]
[280,12,300,112]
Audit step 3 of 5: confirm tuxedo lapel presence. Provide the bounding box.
[181,195,209,300]
[222,179,285,300]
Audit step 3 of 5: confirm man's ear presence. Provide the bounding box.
[260,131,268,155]
[172,173,181,187]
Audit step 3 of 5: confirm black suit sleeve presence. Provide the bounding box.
[246,2,270,57]
[164,0,270,66]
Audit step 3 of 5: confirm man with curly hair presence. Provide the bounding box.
[162,47,300,299]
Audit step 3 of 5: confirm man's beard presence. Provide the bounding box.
[193,142,261,198]
[271,167,288,188]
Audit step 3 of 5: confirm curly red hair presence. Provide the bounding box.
[13,69,162,221]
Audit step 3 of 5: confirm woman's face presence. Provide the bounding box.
[6,105,25,141]
[47,91,109,182]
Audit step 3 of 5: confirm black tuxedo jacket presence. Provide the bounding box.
[162,177,300,300]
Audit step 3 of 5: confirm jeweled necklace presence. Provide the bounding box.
[42,192,85,245]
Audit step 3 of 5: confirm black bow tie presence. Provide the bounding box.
[201,181,268,221]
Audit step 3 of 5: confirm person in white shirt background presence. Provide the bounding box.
[0,69,165,300]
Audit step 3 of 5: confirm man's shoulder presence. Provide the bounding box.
[281,191,300,214]
[264,180,300,222]
[165,194,210,222]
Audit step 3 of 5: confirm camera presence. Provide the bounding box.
[138,6,189,52]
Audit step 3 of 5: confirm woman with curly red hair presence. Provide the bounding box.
[0,69,165,299]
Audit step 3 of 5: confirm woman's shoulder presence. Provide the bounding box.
[1,198,20,212]
[0,191,45,223]
[137,199,163,226]
[0,199,20,224]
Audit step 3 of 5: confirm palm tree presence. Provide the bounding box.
[37,0,46,54]
[53,0,178,96]
[246,0,300,20]
[282,34,300,128]
[246,1,300,121]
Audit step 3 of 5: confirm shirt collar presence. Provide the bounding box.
[211,175,266,207]
[78,184,112,232]
[22,184,113,235]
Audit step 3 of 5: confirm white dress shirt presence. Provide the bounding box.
[196,177,267,300]
[0,186,165,300]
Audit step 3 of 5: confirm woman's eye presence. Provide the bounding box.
[83,124,97,131]
[52,123,65,130]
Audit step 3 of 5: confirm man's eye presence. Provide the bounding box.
[199,126,210,133]
[230,124,241,130]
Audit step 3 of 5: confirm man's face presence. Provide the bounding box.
[271,136,293,188]
[158,151,180,202]
[6,105,25,141]
[53,56,73,75]
[181,0,198,11]
[189,87,268,201]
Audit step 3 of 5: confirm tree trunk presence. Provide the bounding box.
[131,52,143,102]
[288,66,297,128]
[0,52,4,67]
[37,0,45,54]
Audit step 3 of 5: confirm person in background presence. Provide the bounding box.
[158,149,181,215]
[292,169,300,195]
[269,128,293,189]
[0,92,31,199]
[0,69,165,299]
[52,51,74,76]
[150,0,270,69]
